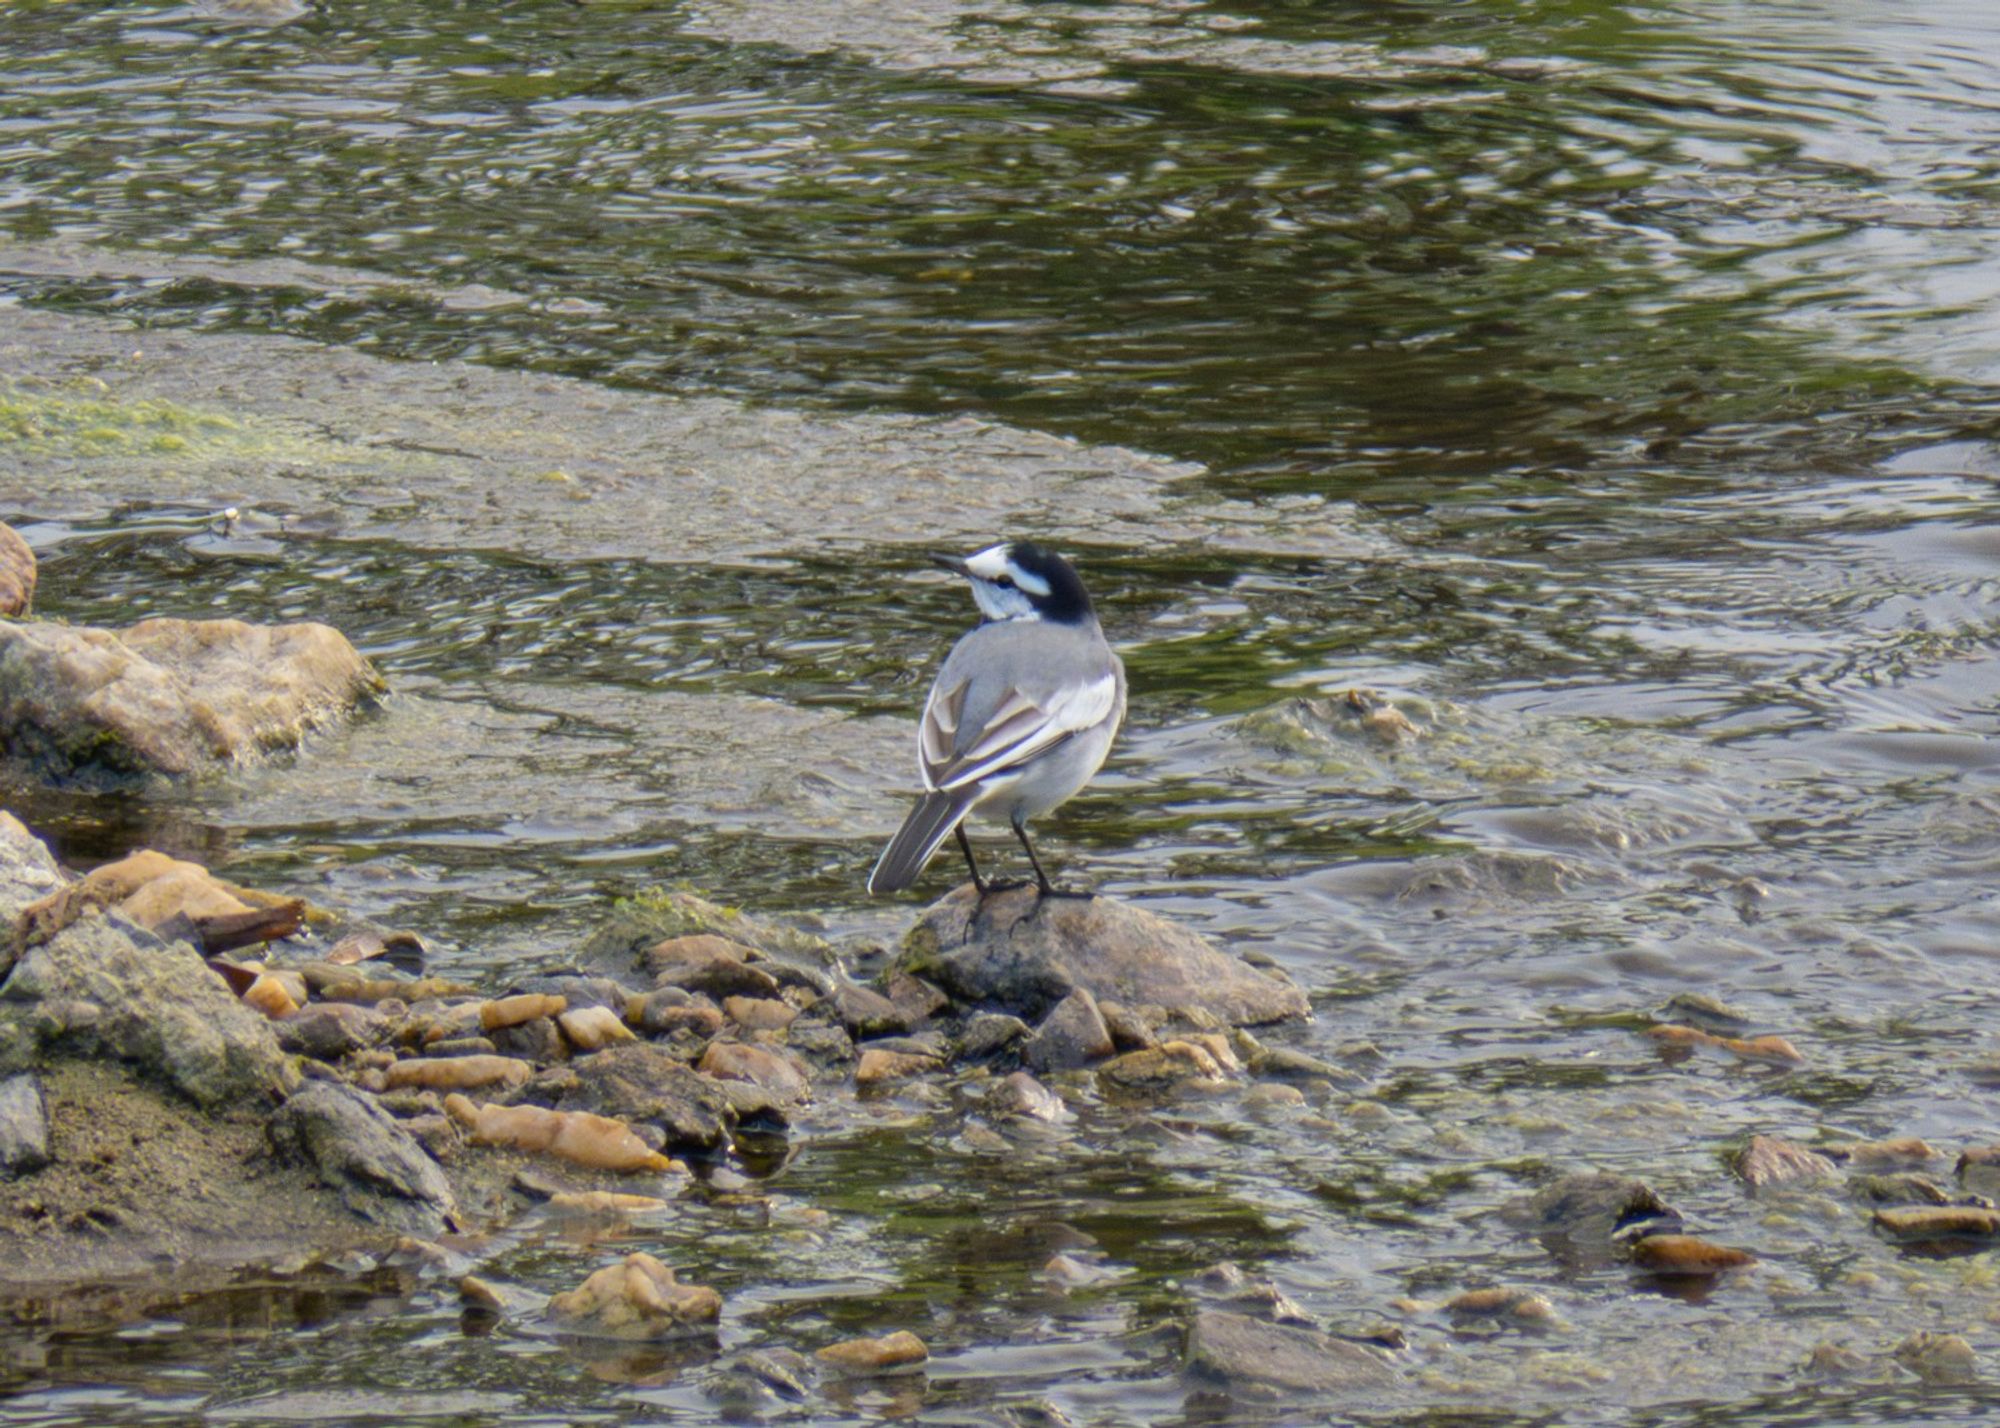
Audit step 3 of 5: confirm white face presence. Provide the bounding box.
[962,543,1048,622]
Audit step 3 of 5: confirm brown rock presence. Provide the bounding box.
[1893,1331,1978,1385]
[883,972,949,1025]
[1873,1206,2000,1244]
[723,996,797,1033]
[276,1001,391,1060]
[814,1330,928,1376]
[829,982,908,1038]
[1098,1040,1227,1089]
[644,935,781,998]
[481,993,566,1031]
[1630,1234,1756,1276]
[625,989,724,1038]
[1956,1145,2000,1196]
[985,1070,1067,1123]
[241,972,300,1019]
[546,1252,720,1337]
[856,1048,943,1086]
[444,1094,679,1173]
[0,616,383,782]
[698,1040,811,1108]
[383,1055,533,1093]
[1445,1287,1556,1323]
[0,523,34,617]
[1827,1136,1935,1169]
[1737,1135,1836,1188]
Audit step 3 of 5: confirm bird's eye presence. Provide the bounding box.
[993,575,1015,589]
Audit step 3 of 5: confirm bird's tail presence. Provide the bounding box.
[868,789,979,894]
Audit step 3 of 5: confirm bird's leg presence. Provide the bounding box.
[1012,816,1056,898]
[954,824,988,897]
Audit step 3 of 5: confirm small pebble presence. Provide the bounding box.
[814,1330,928,1376]
[1630,1234,1756,1277]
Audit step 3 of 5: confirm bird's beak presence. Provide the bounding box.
[931,553,970,576]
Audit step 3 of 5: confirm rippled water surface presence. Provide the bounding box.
[3,0,2000,1421]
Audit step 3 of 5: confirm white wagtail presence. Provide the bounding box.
[868,541,1126,898]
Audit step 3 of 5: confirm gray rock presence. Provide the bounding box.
[270,1080,456,1234]
[0,616,382,783]
[1185,1309,1397,1395]
[1022,988,1113,1072]
[786,1017,856,1069]
[644,936,784,999]
[507,973,637,1011]
[275,1002,392,1061]
[490,1016,565,1063]
[898,886,1307,1027]
[0,1073,50,1175]
[513,1043,733,1152]
[0,913,295,1108]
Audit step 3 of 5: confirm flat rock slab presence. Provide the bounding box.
[0,616,382,783]
[1185,1310,1397,1396]
[270,1080,456,1235]
[896,885,1308,1027]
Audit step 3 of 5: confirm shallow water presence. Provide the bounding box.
[3,0,2000,1421]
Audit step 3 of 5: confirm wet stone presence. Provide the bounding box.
[509,974,635,1012]
[985,1071,1067,1124]
[784,1017,855,1069]
[1956,1145,2000,1196]
[697,1041,812,1110]
[558,1004,637,1050]
[0,1073,50,1176]
[1445,1287,1557,1324]
[1185,1309,1397,1396]
[1190,1262,1310,1324]
[722,996,797,1033]
[1098,1040,1229,1090]
[883,971,949,1026]
[1097,1000,1159,1051]
[1826,1137,1935,1170]
[625,989,724,1039]
[898,884,1309,1027]
[1022,988,1114,1073]
[480,993,566,1031]
[425,1037,500,1058]
[1629,1234,1756,1277]
[1873,1206,2000,1243]
[1737,1135,1836,1188]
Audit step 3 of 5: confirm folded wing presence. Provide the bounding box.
[919,671,1120,794]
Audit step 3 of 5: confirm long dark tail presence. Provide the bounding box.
[869,789,979,894]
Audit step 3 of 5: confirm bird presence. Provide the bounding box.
[868,541,1126,899]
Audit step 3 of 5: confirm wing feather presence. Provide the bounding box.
[924,671,1119,793]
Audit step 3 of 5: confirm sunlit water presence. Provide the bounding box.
[2,0,2000,1421]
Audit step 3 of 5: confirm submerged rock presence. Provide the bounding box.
[1737,1135,1836,1188]
[512,1043,733,1153]
[897,885,1308,1027]
[1185,1309,1397,1395]
[0,524,33,618]
[0,616,382,783]
[1629,1234,1756,1277]
[546,1252,721,1338]
[1893,1331,1978,1385]
[1873,1206,2000,1244]
[269,1080,457,1234]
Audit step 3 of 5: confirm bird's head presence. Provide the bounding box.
[934,541,1094,626]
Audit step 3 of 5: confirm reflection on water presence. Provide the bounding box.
[3,0,2000,1421]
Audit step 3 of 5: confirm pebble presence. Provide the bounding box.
[1847,1173,1952,1206]
[1737,1135,1836,1188]
[644,935,781,998]
[241,972,300,1019]
[1629,1234,1756,1277]
[424,1036,500,1058]
[814,1330,929,1376]
[546,1252,721,1337]
[1097,1042,1225,1089]
[481,993,566,1031]
[276,1002,391,1060]
[882,972,949,1026]
[558,1005,637,1051]
[698,1041,812,1108]
[0,1074,50,1176]
[1827,1137,1935,1170]
[830,983,908,1038]
[1186,1309,1397,1393]
[489,1016,565,1064]
[856,1048,944,1086]
[545,1190,672,1216]
[1242,1083,1306,1111]
[383,1054,533,1092]
[625,990,724,1039]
